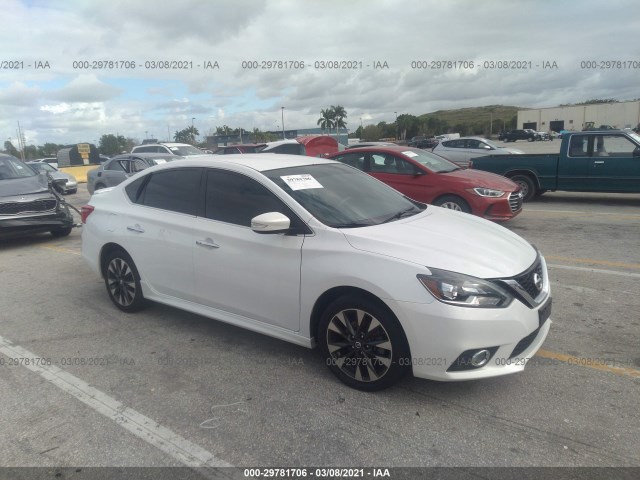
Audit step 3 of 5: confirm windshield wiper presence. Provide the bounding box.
[332,222,374,229]
[381,206,419,224]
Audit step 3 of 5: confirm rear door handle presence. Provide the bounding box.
[126,224,145,233]
[196,238,220,249]
[593,161,605,164]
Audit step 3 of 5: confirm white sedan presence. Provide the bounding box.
[433,137,524,167]
[81,155,551,391]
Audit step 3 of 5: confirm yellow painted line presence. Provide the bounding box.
[536,349,640,379]
[40,245,81,256]
[545,256,640,270]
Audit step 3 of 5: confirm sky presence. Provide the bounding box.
[1,0,639,147]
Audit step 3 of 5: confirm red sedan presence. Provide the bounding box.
[328,146,523,221]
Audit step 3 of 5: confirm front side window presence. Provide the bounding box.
[140,168,202,215]
[105,160,126,172]
[205,169,293,227]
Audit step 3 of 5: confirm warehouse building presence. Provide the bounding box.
[517,100,640,133]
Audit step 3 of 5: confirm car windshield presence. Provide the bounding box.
[0,156,37,180]
[627,132,640,144]
[264,163,425,228]
[168,145,204,156]
[400,148,459,173]
[30,163,56,172]
[481,139,500,149]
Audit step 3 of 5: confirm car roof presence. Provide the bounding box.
[141,153,338,172]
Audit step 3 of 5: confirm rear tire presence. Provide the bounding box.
[103,249,147,312]
[318,295,410,391]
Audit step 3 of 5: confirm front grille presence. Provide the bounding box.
[509,191,523,212]
[0,199,57,216]
[514,260,544,299]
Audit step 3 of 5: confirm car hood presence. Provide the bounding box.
[438,168,518,190]
[0,174,49,198]
[341,207,535,278]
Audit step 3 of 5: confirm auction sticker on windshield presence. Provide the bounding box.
[402,151,419,157]
[281,174,323,190]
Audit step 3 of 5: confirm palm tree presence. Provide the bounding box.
[317,108,335,134]
[330,105,347,137]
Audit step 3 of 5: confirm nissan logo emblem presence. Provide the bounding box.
[533,273,543,292]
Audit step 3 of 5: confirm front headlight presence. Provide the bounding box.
[470,187,505,198]
[418,268,513,308]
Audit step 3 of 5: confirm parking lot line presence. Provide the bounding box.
[547,264,640,278]
[546,256,640,270]
[40,245,81,256]
[0,334,233,468]
[536,349,640,379]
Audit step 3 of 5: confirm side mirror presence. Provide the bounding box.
[251,212,291,234]
[483,145,492,150]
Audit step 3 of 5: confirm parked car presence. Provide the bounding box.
[34,157,59,169]
[432,137,524,167]
[26,161,78,194]
[81,154,551,391]
[260,135,339,157]
[214,144,267,154]
[328,146,523,221]
[407,136,439,149]
[131,142,207,157]
[87,153,181,194]
[470,130,640,201]
[0,154,74,239]
[502,129,537,142]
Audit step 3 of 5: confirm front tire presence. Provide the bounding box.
[103,249,146,312]
[318,295,410,391]
[434,195,471,213]
[510,174,537,202]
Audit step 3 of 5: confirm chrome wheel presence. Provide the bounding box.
[326,308,393,383]
[103,249,146,312]
[439,201,463,211]
[107,257,136,307]
[319,295,410,391]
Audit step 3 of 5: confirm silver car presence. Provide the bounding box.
[26,162,78,194]
[86,153,181,194]
[432,137,524,167]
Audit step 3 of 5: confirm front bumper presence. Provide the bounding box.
[470,192,523,222]
[0,208,74,239]
[392,293,551,381]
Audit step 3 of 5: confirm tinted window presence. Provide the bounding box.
[141,168,202,215]
[205,170,292,227]
[125,177,147,203]
[333,152,365,170]
[105,160,126,172]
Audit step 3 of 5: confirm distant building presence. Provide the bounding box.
[206,127,349,147]
[517,100,640,132]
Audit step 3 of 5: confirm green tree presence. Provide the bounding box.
[174,126,199,144]
[37,143,64,157]
[317,108,335,133]
[331,105,347,134]
[23,145,38,160]
[361,124,383,141]
[396,114,420,140]
[3,141,20,157]
[99,134,129,156]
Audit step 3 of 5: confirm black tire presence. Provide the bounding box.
[103,249,147,312]
[433,195,471,213]
[510,174,537,202]
[318,295,410,391]
[527,137,534,142]
[51,227,72,237]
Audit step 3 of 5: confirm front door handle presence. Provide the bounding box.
[593,161,605,164]
[196,238,220,249]
[126,224,145,233]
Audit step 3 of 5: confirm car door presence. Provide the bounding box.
[558,134,593,190]
[461,139,493,165]
[587,134,640,191]
[191,168,305,330]
[101,159,129,187]
[437,140,466,165]
[121,168,202,301]
[366,153,433,203]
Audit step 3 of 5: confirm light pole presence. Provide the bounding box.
[394,112,398,140]
[281,107,285,139]
[192,117,196,143]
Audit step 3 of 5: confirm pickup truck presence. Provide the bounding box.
[469,130,640,201]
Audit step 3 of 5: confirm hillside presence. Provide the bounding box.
[418,105,521,135]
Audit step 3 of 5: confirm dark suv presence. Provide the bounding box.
[0,154,74,239]
[502,129,537,142]
[407,136,439,149]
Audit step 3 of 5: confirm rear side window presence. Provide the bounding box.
[140,168,202,215]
